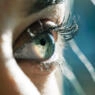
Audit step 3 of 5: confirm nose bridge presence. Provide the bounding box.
[0,0,38,33]
[0,0,29,22]
[0,29,13,59]
[0,1,13,60]
[0,1,20,32]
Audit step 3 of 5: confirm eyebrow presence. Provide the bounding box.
[27,0,65,15]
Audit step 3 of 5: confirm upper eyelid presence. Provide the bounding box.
[13,7,51,41]
[13,14,41,42]
[14,17,58,39]
[25,21,58,39]
[13,3,66,41]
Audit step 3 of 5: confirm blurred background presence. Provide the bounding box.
[63,0,95,95]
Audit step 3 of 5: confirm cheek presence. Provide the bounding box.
[17,59,56,90]
[17,60,42,75]
[17,60,55,75]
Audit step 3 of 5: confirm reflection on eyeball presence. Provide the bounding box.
[14,32,55,61]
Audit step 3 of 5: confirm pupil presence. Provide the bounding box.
[40,38,46,46]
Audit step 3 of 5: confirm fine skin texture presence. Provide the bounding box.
[0,0,70,95]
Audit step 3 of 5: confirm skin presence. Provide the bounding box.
[0,0,69,95]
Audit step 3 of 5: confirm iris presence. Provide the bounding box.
[14,32,55,60]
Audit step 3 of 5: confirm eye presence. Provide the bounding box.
[14,21,55,61]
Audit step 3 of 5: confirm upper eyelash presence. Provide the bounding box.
[47,19,79,41]
[27,18,78,41]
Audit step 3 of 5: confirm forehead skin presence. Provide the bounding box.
[0,0,47,17]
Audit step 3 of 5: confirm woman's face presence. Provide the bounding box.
[0,0,69,95]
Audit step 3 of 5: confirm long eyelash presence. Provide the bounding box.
[27,17,78,41]
[48,19,78,41]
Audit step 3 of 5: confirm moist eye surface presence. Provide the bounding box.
[14,21,55,61]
